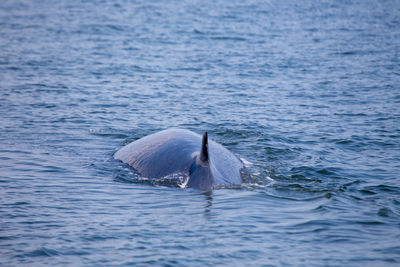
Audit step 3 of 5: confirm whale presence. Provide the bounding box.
[114,129,243,190]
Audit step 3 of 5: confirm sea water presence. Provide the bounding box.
[1,0,399,265]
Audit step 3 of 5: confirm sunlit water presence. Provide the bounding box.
[1,0,400,266]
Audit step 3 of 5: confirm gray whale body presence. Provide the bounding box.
[114,129,243,190]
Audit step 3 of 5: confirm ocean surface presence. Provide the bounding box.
[1,0,399,266]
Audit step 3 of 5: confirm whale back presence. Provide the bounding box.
[114,129,243,188]
[114,129,200,178]
[208,140,243,186]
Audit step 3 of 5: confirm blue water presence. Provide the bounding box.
[1,0,400,265]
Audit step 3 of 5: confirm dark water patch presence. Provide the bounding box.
[335,139,353,145]
[24,247,60,257]
[289,166,343,180]
[377,207,396,218]
[355,220,385,226]
[335,50,365,56]
[193,29,204,35]
[210,36,247,41]
[3,201,30,206]
[359,189,377,195]
[257,184,331,202]
[363,184,400,194]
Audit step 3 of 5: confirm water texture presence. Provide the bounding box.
[1,0,399,266]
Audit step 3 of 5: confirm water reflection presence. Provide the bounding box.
[202,190,213,215]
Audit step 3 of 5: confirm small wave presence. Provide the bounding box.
[114,168,190,189]
[363,184,400,194]
[377,207,396,218]
[240,157,253,167]
[25,247,60,257]
[210,36,247,41]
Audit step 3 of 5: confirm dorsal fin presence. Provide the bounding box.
[200,131,209,162]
